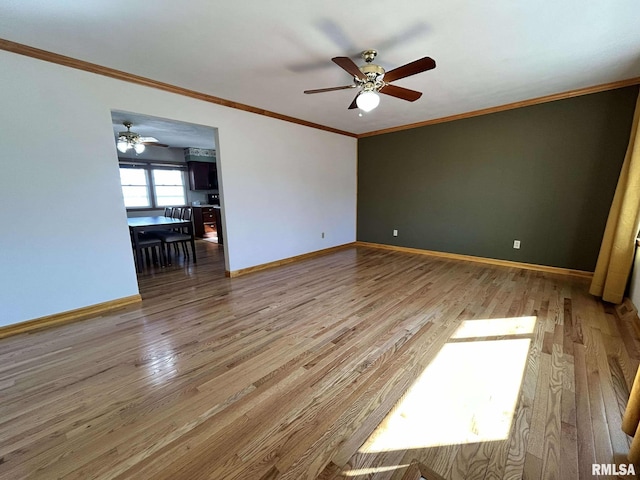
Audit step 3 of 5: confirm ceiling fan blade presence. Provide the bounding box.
[383,56,436,83]
[139,136,158,143]
[379,84,422,102]
[304,85,356,94]
[141,142,169,148]
[332,56,367,81]
[348,94,359,110]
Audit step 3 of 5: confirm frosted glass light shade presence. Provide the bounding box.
[117,140,128,153]
[134,143,145,154]
[356,91,380,112]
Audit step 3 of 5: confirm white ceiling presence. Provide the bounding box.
[111,110,216,150]
[2,0,640,136]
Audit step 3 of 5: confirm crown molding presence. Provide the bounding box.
[0,38,357,138]
[3,38,638,141]
[358,77,640,138]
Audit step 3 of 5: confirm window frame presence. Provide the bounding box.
[119,161,188,210]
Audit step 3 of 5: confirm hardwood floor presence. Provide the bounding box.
[1,241,638,479]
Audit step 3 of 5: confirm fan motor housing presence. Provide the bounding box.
[360,63,385,77]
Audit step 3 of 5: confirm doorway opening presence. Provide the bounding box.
[110,110,226,274]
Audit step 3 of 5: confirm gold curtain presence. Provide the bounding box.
[589,92,640,304]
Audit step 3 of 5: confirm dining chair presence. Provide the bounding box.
[164,207,172,217]
[177,207,193,252]
[131,232,165,270]
[153,208,193,264]
[181,207,192,223]
[158,232,193,264]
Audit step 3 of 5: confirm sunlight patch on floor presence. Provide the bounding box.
[342,464,412,477]
[359,316,535,453]
[452,315,536,339]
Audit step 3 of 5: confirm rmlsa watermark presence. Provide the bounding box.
[592,463,636,475]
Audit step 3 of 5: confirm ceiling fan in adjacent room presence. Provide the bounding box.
[304,49,436,112]
[116,121,168,154]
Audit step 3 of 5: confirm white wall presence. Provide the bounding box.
[0,50,357,327]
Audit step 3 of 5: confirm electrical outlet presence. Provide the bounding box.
[393,229,398,237]
[513,240,521,249]
[321,232,325,239]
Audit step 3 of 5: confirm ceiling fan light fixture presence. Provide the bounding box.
[117,140,129,153]
[356,91,380,112]
[304,50,435,112]
[116,122,160,154]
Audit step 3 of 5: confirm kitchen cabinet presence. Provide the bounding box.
[192,206,216,238]
[187,161,218,190]
[214,206,223,245]
[192,206,223,244]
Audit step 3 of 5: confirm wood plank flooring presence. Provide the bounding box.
[1,241,639,479]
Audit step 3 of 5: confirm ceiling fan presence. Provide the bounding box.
[116,121,168,154]
[304,49,436,112]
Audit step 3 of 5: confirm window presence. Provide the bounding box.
[119,163,187,209]
[153,169,185,207]
[120,168,150,208]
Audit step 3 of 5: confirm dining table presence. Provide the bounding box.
[128,216,197,272]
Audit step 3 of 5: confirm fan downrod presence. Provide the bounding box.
[359,50,384,80]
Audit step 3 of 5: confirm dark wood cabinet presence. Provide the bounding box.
[192,206,223,244]
[192,206,215,237]
[187,161,218,190]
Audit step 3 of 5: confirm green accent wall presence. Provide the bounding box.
[357,86,638,271]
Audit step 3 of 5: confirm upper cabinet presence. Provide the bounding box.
[187,161,218,190]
